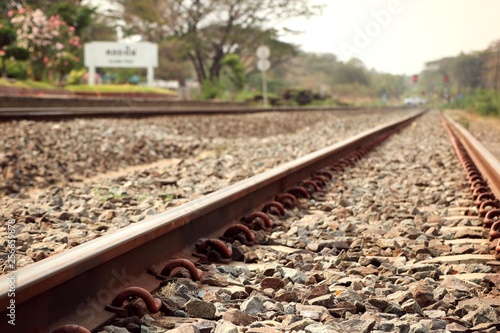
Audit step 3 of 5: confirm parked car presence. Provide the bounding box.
[404,96,426,106]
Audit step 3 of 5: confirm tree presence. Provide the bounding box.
[156,39,193,81]
[331,59,370,86]
[237,27,300,79]
[482,40,500,91]
[116,0,321,83]
[0,21,16,77]
[47,2,95,38]
[220,53,245,92]
[10,7,81,81]
[453,53,483,93]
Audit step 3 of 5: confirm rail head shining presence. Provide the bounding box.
[444,115,500,199]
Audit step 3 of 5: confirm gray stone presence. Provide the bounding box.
[214,320,238,333]
[222,308,258,326]
[376,238,400,249]
[367,298,389,310]
[297,305,328,321]
[446,322,469,333]
[184,299,216,319]
[385,302,405,317]
[401,299,423,315]
[305,323,335,333]
[308,294,336,308]
[430,319,448,330]
[337,289,363,303]
[283,268,307,284]
[241,295,267,315]
[193,320,216,333]
[423,310,446,319]
[283,303,296,315]
[285,318,317,331]
[462,303,499,326]
[171,324,201,333]
[374,321,395,331]
[339,318,376,333]
[409,323,429,333]
[440,276,477,299]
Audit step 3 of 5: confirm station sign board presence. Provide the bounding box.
[84,42,158,68]
[84,42,158,86]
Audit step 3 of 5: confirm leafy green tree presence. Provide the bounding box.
[47,2,95,39]
[156,39,193,81]
[115,0,321,83]
[331,59,370,86]
[453,53,483,93]
[221,54,245,93]
[238,27,300,79]
[0,21,16,77]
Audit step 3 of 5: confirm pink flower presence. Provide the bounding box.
[19,8,25,15]
[0,50,5,56]
[7,10,14,17]
[69,26,75,32]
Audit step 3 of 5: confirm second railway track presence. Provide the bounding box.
[2,109,500,333]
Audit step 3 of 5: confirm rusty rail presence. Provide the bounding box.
[443,115,500,199]
[441,114,500,260]
[0,111,424,332]
[0,105,413,120]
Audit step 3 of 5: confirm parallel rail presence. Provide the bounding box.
[0,105,410,119]
[444,115,500,199]
[0,111,423,332]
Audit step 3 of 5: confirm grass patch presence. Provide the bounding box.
[449,90,500,117]
[0,78,59,90]
[66,84,175,95]
[0,78,175,95]
[92,187,129,203]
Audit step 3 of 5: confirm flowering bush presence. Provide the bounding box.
[0,20,21,77]
[10,7,81,81]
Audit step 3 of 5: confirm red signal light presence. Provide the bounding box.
[444,75,449,84]
[413,75,418,83]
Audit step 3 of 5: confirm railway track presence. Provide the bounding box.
[0,105,407,120]
[2,109,500,332]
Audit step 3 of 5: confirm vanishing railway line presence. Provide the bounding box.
[0,105,405,120]
[2,108,500,333]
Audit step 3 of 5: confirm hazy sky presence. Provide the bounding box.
[84,0,500,76]
[279,0,500,75]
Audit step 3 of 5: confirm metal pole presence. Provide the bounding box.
[263,70,267,107]
[88,66,95,86]
[147,67,154,87]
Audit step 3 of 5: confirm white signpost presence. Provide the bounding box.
[256,45,271,107]
[84,42,158,86]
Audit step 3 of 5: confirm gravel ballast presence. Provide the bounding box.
[0,110,411,272]
[97,110,500,332]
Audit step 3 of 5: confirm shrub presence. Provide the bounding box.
[68,68,86,84]
[199,80,225,100]
[473,91,500,116]
[449,90,500,117]
[6,61,27,79]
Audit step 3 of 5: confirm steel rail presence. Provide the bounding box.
[0,105,410,119]
[443,115,500,199]
[0,111,424,332]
